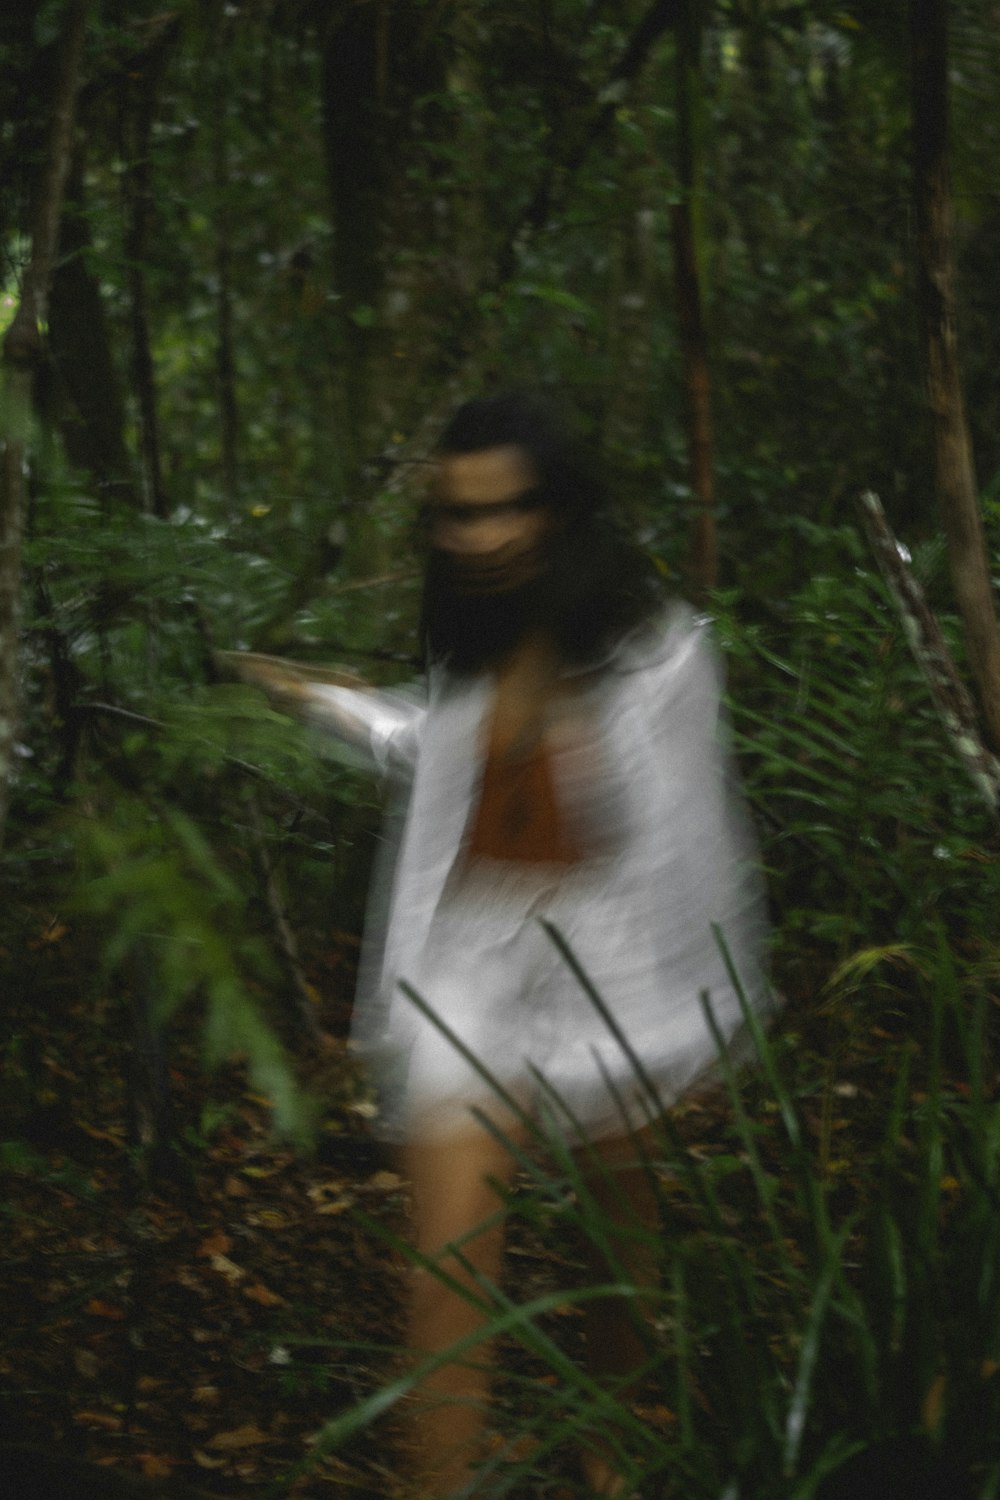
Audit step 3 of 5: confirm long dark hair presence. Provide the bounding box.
[420,390,663,673]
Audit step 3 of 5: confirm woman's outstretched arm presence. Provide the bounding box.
[217,650,425,779]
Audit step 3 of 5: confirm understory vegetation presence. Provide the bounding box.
[2,1,1000,1496]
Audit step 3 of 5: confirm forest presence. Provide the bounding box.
[2,0,1000,1495]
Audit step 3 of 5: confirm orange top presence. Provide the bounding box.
[466,739,584,865]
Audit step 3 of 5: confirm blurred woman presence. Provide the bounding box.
[238,392,770,1496]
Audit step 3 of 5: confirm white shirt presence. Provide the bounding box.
[303,603,771,1139]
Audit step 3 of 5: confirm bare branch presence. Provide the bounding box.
[858,490,1000,817]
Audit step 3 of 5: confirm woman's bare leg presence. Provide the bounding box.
[572,1126,662,1496]
[402,1116,523,1497]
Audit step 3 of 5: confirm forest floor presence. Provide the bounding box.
[0,909,899,1499]
[0,905,717,1499]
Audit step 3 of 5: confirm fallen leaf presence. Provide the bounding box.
[366,1170,403,1191]
[315,1196,352,1215]
[85,1299,126,1320]
[138,1454,176,1479]
[43,1056,79,1082]
[197,1229,233,1258]
[244,1282,284,1307]
[174,1268,210,1297]
[206,1423,270,1450]
[74,1409,123,1430]
[307,1180,356,1218]
[635,1403,676,1428]
[247,1208,286,1228]
[209,1253,245,1283]
[74,1348,100,1380]
[193,1450,228,1469]
[78,1128,127,1146]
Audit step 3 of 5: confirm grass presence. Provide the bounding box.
[286,560,1000,1497]
[291,939,1000,1498]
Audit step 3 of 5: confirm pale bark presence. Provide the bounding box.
[911,0,1000,753]
[858,491,1000,816]
[0,0,91,847]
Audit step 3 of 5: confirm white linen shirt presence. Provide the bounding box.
[303,602,771,1139]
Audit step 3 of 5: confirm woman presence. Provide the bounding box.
[237,392,770,1496]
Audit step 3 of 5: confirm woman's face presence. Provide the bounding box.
[430,445,550,594]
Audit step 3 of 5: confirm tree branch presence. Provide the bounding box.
[858,490,1000,817]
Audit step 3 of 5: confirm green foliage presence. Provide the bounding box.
[256,557,1000,1495]
[0,1139,97,1199]
[290,945,1000,1498]
[714,546,999,963]
[72,790,313,1143]
[3,3,1000,1486]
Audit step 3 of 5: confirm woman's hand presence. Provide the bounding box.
[215,650,368,716]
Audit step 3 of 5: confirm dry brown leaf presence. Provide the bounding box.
[366,1170,403,1191]
[85,1298,125,1320]
[307,1181,353,1214]
[197,1229,233,1258]
[77,1123,124,1146]
[73,1409,123,1430]
[43,1056,79,1082]
[209,1253,245,1283]
[74,1348,100,1380]
[138,1454,176,1479]
[243,1282,284,1307]
[248,1208,286,1228]
[193,1449,228,1469]
[206,1423,270,1450]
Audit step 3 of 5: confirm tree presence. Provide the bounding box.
[911,0,1000,752]
[0,0,91,848]
[671,0,716,593]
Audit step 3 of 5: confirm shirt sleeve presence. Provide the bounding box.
[631,605,724,735]
[303,683,426,779]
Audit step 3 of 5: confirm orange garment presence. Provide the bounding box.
[466,738,584,865]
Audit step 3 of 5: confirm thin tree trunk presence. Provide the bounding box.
[121,22,177,519]
[672,0,717,595]
[212,58,240,517]
[0,0,90,847]
[47,151,139,506]
[604,71,658,506]
[911,0,1000,752]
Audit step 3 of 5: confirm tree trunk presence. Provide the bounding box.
[672,0,717,595]
[121,20,178,519]
[911,0,1000,752]
[0,0,91,848]
[46,152,139,506]
[213,78,240,517]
